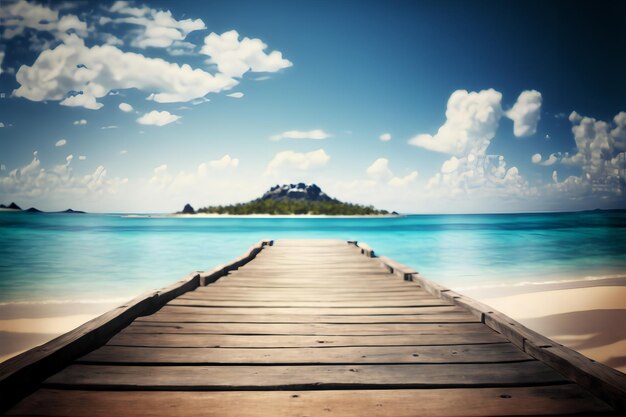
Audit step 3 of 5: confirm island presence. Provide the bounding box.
[180,183,392,215]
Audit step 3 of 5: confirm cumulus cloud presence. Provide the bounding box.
[78,155,86,160]
[367,158,392,180]
[531,153,558,166]
[366,158,418,188]
[389,171,418,187]
[137,110,180,126]
[55,139,67,147]
[506,90,542,137]
[0,151,127,199]
[409,89,534,199]
[118,102,133,112]
[379,133,391,141]
[103,1,206,49]
[150,154,240,190]
[0,0,87,43]
[201,154,239,170]
[13,35,237,110]
[266,149,330,175]
[73,119,87,125]
[408,89,503,156]
[0,122,5,128]
[201,30,292,78]
[270,129,330,141]
[553,111,626,195]
[226,92,244,98]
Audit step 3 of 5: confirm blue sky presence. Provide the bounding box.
[0,0,625,213]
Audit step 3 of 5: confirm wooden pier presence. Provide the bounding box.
[1,239,625,416]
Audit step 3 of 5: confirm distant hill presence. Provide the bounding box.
[0,203,85,214]
[185,183,391,215]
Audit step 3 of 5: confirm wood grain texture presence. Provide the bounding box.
[78,343,532,365]
[8,386,615,417]
[44,362,567,389]
[106,332,508,348]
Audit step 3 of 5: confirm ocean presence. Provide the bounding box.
[1,210,625,305]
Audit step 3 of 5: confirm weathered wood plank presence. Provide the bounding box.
[106,332,507,348]
[136,313,479,324]
[43,362,567,389]
[78,343,532,365]
[154,304,468,316]
[121,322,490,336]
[9,386,614,417]
[167,299,451,308]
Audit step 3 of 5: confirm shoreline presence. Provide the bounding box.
[1,276,624,374]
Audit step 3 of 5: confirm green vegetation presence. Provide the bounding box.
[197,198,389,215]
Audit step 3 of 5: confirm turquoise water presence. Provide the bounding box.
[1,211,625,304]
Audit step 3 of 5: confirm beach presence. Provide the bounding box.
[462,276,626,373]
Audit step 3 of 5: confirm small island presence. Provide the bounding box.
[181,183,393,216]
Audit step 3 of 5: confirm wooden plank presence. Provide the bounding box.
[136,313,479,324]
[79,343,532,365]
[167,299,450,308]
[8,386,614,417]
[106,332,507,348]
[154,305,468,316]
[167,298,451,308]
[121,322,490,336]
[43,362,567,389]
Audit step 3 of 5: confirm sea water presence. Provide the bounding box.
[0,210,625,304]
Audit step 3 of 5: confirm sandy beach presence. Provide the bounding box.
[462,276,626,373]
[1,277,624,374]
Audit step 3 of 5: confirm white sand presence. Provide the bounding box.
[464,283,626,373]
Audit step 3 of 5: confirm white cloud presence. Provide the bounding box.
[73,119,87,125]
[270,129,330,141]
[441,156,460,174]
[531,153,542,164]
[506,90,542,137]
[266,149,330,175]
[101,125,118,130]
[118,102,133,112]
[389,171,418,187]
[0,0,87,42]
[14,35,237,110]
[379,133,391,141]
[104,1,206,49]
[532,153,558,166]
[205,154,239,169]
[201,30,292,78]
[410,89,533,199]
[227,92,244,99]
[137,110,180,126]
[120,150,127,155]
[0,122,5,128]
[408,89,503,156]
[366,158,417,188]
[150,154,240,191]
[78,155,86,160]
[0,151,127,201]
[55,139,67,147]
[367,158,392,180]
[554,111,626,195]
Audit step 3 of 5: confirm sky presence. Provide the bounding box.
[0,0,625,213]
